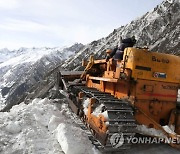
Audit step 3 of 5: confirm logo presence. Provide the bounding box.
[110,133,124,148]
[153,72,166,79]
[152,56,169,64]
[109,132,180,148]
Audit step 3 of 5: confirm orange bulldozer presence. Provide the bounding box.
[57,47,180,152]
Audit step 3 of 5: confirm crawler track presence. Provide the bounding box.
[69,85,137,152]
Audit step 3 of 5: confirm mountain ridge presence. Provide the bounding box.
[0,43,84,110]
[62,0,180,71]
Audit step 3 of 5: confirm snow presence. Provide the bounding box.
[0,98,63,154]
[136,125,166,138]
[48,115,63,132]
[59,90,69,97]
[0,98,100,154]
[56,123,96,154]
[136,124,178,138]
[5,121,22,134]
[82,99,109,121]
[3,70,12,79]
[92,104,104,116]
[162,125,176,135]
[101,110,109,121]
[92,104,109,120]
[0,44,84,111]
[0,48,17,64]
[149,37,166,50]
[0,93,6,110]
[83,98,90,115]
[0,47,70,68]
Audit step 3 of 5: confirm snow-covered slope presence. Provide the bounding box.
[0,98,99,154]
[62,0,180,71]
[0,43,84,110]
[0,48,18,64]
[0,98,179,154]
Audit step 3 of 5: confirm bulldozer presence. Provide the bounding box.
[57,47,180,152]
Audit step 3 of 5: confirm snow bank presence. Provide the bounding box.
[0,98,100,154]
[0,98,63,154]
[54,103,100,154]
[56,123,96,154]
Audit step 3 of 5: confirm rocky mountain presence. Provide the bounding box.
[0,43,84,111]
[0,0,179,111]
[62,0,180,71]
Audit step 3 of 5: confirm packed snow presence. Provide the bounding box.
[56,123,99,154]
[92,104,105,116]
[82,99,109,121]
[0,98,100,154]
[136,124,178,138]
[92,104,109,120]
[162,125,176,135]
[83,98,90,115]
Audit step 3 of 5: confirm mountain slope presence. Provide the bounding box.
[0,43,84,110]
[62,0,180,71]
[1,0,179,111]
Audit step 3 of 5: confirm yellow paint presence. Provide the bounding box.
[124,48,180,83]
